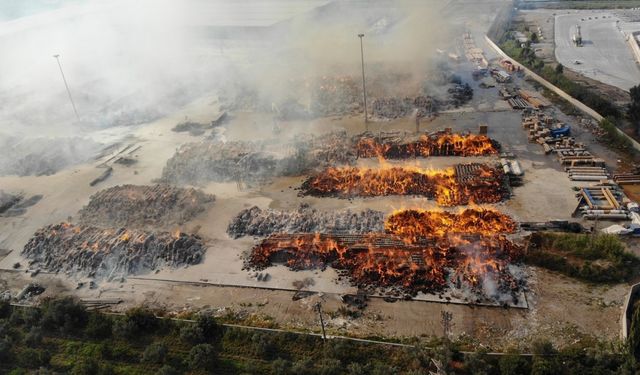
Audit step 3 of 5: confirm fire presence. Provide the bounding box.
[300,163,507,206]
[246,208,523,300]
[357,133,499,159]
[385,208,517,244]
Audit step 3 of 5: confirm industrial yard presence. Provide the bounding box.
[2,1,640,372]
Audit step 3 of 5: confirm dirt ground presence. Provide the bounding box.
[0,0,633,350]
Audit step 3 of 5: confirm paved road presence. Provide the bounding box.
[555,11,640,91]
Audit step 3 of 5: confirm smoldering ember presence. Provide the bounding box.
[3,1,640,371]
[22,223,205,278]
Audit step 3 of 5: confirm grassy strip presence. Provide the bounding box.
[518,1,640,10]
[525,233,639,283]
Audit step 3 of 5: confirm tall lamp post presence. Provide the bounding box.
[53,54,80,122]
[358,33,368,130]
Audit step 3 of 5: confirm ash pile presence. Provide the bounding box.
[22,223,205,279]
[78,185,214,229]
[0,191,42,217]
[310,76,362,117]
[160,131,356,185]
[371,95,436,120]
[227,204,384,239]
[0,135,102,177]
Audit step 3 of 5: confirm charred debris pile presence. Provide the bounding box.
[160,131,356,185]
[161,130,502,186]
[22,223,205,279]
[79,184,214,229]
[227,204,384,239]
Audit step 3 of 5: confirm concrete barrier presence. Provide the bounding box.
[484,35,640,152]
[626,32,640,66]
[621,282,640,339]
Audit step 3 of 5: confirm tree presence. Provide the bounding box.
[142,342,168,364]
[24,327,43,347]
[499,349,530,375]
[85,313,112,339]
[186,344,217,371]
[180,314,222,344]
[629,303,640,360]
[0,300,10,319]
[40,297,88,335]
[629,84,640,133]
[158,365,179,375]
[113,307,157,339]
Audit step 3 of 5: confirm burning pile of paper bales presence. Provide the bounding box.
[78,185,214,229]
[160,131,356,185]
[22,223,205,279]
[227,204,384,239]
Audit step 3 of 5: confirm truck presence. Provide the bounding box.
[572,25,583,47]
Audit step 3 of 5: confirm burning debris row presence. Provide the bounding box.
[385,209,517,243]
[227,205,384,239]
[160,132,356,185]
[355,131,500,159]
[247,232,523,301]
[300,163,509,206]
[22,223,205,278]
[78,185,215,229]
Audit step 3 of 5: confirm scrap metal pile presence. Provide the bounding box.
[227,205,384,239]
[78,185,215,229]
[300,163,508,206]
[22,223,205,278]
[160,131,355,185]
[356,131,500,158]
[245,208,524,303]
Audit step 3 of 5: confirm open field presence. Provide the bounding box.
[555,10,640,91]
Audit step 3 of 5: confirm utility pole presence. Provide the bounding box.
[358,33,368,131]
[316,302,327,341]
[53,54,80,122]
[441,310,453,339]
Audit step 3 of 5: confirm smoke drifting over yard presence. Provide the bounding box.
[0,0,456,176]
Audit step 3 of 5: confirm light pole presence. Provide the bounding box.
[53,54,80,122]
[358,33,368,130]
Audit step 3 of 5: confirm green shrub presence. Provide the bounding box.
[142,342,168,364]
[84,313,112,339]
[15,348,50,369]
[186,343,217,371]
[24,326,43,347]
[0,301,10,319]
[113,307,157,339]
[40,297,88,335]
